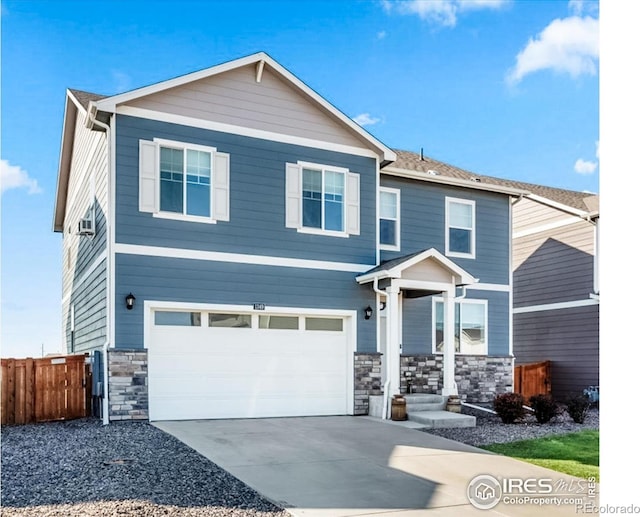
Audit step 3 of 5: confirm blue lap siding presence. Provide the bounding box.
[401,290,510,356]
[115,253,376,351]
[380,175,511,285]
[115,115,377,265]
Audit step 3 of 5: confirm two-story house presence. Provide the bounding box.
[53,52,526,423]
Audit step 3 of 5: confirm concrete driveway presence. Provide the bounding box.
[154,416,598,517]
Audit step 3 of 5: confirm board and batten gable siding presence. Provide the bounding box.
[115,115,377,265]
[379,176,511,285]
[513,304,599,400]
[513,198,595,308]
[61,110,109,354]
[401,290,510,357]
[126,63,369,150]
[114,254,376,352]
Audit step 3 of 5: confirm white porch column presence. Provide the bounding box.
[442,287,458,397]
[385,283,401,399]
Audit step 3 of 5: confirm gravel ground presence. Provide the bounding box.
[422,405,599,447]
[1,418,288,517]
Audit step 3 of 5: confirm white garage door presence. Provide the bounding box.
[147,307,352,421]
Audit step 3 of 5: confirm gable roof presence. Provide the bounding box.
[356,248,477,286]
[88,52,395,163]
[386,149,598,216]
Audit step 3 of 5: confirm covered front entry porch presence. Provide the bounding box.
[356,248,477,418]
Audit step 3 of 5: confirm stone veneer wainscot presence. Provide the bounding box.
[400,354,514,403]
[108,349,148,420]
[353,352,383,415]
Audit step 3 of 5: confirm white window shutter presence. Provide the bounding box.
[212,152,230,222]
[139,140,158,213]
[285,163,301,228]
[346,172,360,235]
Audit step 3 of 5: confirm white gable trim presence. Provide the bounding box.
[526,193,594,218]
[116,106,382,160]
[356,248,477,286]
[93,52,395,162]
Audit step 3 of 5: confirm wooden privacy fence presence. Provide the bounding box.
[514,360,551,402]
[1,354,92,425]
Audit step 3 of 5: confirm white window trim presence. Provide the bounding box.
[298,160,349,237]
[445,197,476,259]
[156,138,215,220]
[431,297,488,355]
[153,138,220,223]
[379,187,401,251]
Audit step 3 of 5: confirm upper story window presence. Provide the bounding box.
[379,187,400,250]
[160,146,212,217]
[302,167,345,232]
[433,298,488,355]
[285,161,360,237]
[139,139,230,223]
[446,197,475,258]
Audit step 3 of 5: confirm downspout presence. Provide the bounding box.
[373,278,391,419]
[86,106,112,426]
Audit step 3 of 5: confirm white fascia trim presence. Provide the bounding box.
[513,216,582,239]
[382,167,529,197]
[526,193,590,218]
[114,243,373,273]
[61,250,108,305]
[97,52,394,162]
[467,283,511,292]
[117,105,380,160]
[513,298,599,314]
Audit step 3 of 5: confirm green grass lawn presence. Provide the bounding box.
[480,430,599,481]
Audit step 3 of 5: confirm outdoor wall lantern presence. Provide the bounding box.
[125,293,136,310]
[364,305,373,320]
[379,301,387,311]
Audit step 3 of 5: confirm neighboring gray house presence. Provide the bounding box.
[53,52,527,423]
[510,186,599,400]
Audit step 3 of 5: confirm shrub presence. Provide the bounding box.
[566,393,591,424]
[529,394,560,424]
[493,392,526,424]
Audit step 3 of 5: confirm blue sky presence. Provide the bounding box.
[1,0,601,360]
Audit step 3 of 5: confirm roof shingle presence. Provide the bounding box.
[389,149,598,214]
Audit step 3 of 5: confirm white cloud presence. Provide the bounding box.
[1,160,41,195]
[383,0,507,27]
[574,140,599,175]
[506,16,599,85]
[353,113,381,127]
[568,0,599,17]
[377,30,387,40]
[574,158,597,175]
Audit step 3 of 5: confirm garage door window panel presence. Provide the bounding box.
[208,313,252,328]
[259,315,299,329]
[155,311,202,326]
[305,317,343,331]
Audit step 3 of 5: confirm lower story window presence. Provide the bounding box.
[433,299,487,355]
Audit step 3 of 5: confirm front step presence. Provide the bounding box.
[408,410,476,429]
[404,394,447,412]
